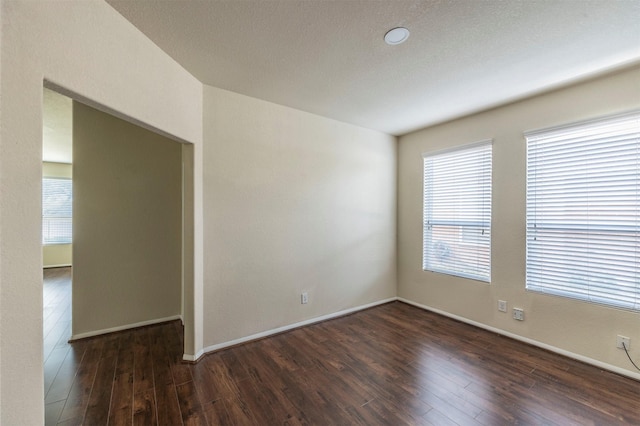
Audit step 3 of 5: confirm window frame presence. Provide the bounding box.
[525,110,640,311]
[422,140,493,282]
[42,176,73,245]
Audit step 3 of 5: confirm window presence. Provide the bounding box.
[526,111,640,311]
[423,141,492,281]
[42,177,72,244]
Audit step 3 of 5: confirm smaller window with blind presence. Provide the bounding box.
[525,111,640,311]
[423,140,492,282]
[42,177,73,245]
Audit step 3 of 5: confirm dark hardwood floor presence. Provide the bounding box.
[43,268,640,425]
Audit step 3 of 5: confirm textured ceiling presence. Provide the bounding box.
[107,0,640,136]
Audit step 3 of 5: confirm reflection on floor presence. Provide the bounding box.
[43,267,73,425]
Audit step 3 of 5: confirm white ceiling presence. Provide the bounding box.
[108,0,640,136]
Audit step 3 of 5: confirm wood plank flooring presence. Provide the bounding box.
[44,268,640,425]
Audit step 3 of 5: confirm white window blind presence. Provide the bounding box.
[42,177,73,245]
[423,141,492,282]
[526,111,640,311]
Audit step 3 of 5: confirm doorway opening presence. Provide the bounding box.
[41,84,193,424]
[42,87,75,423]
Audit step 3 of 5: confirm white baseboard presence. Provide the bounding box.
[183,297,398,362]
[183,350,204,362]
[70,314,183,341]
[397,297,640,382]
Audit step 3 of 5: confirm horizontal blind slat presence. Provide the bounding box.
[526,111,639,311]
[424,141,492,282]
[42,177,73,245]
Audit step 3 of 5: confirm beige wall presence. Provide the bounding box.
[1,2,638,424]
[398,65,640,379]
[72,101,183,337]
[43,162,72,179]
[0,0,3,415]
[42,243,72,269]
[42,162,73,268]
[0,2,202,424]
[202,86,397,349]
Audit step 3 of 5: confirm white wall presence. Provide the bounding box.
[0,2,202,424]
[398,65,640,379]
[202,86,397,349]
[42,162,73,268]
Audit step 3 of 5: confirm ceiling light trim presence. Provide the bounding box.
[384,27,410,45]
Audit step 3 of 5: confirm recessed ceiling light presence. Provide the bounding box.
[384,27,410,45]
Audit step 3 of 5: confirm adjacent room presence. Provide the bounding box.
[1,1,639,425]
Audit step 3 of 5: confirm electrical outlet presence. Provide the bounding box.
[498,300,507,312]
[513,308,524,321]
[616,335,630,349]
[301,292,308,304]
